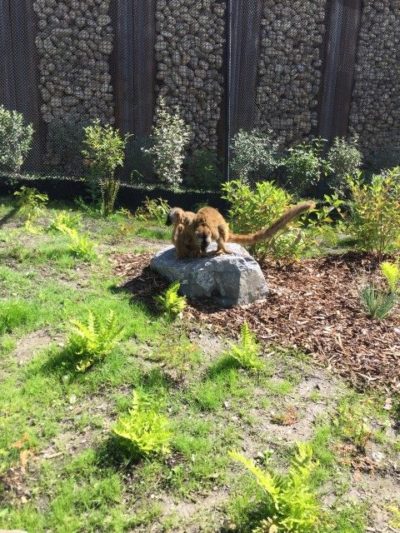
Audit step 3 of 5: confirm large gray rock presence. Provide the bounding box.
[150,243,268,308]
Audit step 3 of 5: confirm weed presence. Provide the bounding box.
[360,285,396,320]
[135,197,170,226]
[67,310,125,372]
[230,443,323,532]
[155,282,186,319]
[112,390,172,458]
[227,322,264,371]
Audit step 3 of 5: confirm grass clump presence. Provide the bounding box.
[230,443,322,532]
[0,299,37,335]
[67,310,125,372]
[360,286,396,320]
[112,390,172,458]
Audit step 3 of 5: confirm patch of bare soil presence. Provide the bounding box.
[12,330,54,365]
[112,253,400,393]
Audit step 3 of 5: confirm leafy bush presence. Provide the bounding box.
[0,105,34,173]
[112,390,172,458]
[227,322,264,371]
[82,120,130,216]
[135,197,170,226]
[360,286,396,320]
[282,138,331,196]
[184,149,222,191]
[14,187,48,222]
[155,282,187,319]
[221,180,309,260]
[346,168,400,254]
[67,310,124,372]
[143,98,191,189]
[230,129,279,183]
[326,136,363,191]
[230,443,322,532]
[380,261,400,294]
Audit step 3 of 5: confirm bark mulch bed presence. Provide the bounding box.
[111,252,400,394]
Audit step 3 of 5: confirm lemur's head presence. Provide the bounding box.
[166,207,185,226]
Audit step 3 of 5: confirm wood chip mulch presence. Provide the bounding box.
[111,252,400,394]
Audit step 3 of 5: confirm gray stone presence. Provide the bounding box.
[150,244,268,308]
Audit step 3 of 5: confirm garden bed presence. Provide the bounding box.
[113,252,400,393]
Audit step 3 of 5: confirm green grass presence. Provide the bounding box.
[0,195,396,532]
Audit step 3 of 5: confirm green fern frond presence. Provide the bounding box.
[155,281,187,319]
[228,322,264,371]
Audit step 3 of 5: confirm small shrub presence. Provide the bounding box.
[283,138,331,196]
[230,443,322,532]
[380,261,400,294]
[184,149,222,191]
[82,120,130,216]
[227,322,264,371]
[155,282,187,319]
[143,98,191,189]
[14,186,48,222]
[112,390,172,457]
[326,136,362,191]
[0,105,34,173]
[135,197,170,226]
[58,225,96,261]
[221,179,308,260]
[347,168,400,254]
[230,129,279,183]
[360,285,396,320]
[67,310,124,372]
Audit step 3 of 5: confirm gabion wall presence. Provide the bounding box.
[154,0,225,151]
[349,0,400,155]
[255,0,326,145]
[33,0,114,127]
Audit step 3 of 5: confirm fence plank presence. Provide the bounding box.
[318,0,362,141]
[229,0,263,136]
[111,0,156,137]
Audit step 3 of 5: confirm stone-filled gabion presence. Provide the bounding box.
[154,0,225,150]
[349,0,400,156]
[256,0,326,145]
[33,0,114,127]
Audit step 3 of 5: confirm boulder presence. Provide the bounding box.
[150,243,268,308]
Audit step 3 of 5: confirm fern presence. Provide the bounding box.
[67,310,124,372]
[14,186,48,224]
[380,261,400,294]
[112,390,172,457]
[155,281,186,319]
[58,224,96,260]
[228,322,264,371]
[49,211,82,233]
[230,443,321,532]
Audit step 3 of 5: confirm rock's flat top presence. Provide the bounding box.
[150,243,268,308]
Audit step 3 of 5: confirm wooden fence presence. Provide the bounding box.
[0,0,365,172]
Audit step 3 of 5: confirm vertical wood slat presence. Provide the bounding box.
[229,0,263,136]
[111,0,156,137]
[0,0,16,109]
[0,0,44,168]
[318,0,362,141]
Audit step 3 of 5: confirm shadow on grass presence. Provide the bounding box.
[0,206,19,227]
[206,354,241,379]
[109,265,169,317]
[96,434,143,471]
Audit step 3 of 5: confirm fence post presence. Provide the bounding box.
[318,0,362,142]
